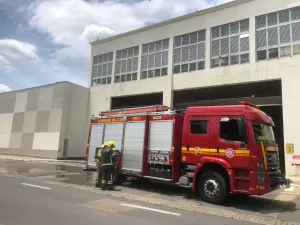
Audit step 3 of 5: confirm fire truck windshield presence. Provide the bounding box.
[252,122,276,143]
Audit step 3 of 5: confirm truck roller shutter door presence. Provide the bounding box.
[149,120,173,152]
[103,123,124,150]
[87,124,104,167]
[122,121,146,172]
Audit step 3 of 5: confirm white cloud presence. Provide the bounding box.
[0,84,12,93]
[0,55,14,72]
[26,0,232,85]
[0,39,40,64]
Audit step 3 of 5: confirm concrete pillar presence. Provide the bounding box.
[111,50,117,83]
[205,27,211,70]
[282,76,300,177]
[249,16,256,64]
[164,37,174,109]
[137,44,143,80]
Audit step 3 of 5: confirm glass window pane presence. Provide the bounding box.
[256,15,266,28]
[99,55,103,63]
[154,69,161,77]
[126,74,131,82]
[93,56,98,65]
[121,75,126,82]
[221,24,229,37]
[189,62,197,71]
[212,27,220,39]
[198,44,205,59]
[257,50,267,61]
[198,30,206,42]
[190,32,198,44]
[128,48,133,57]
[280,25,291,43]
[189,45,197,61]
[174,48,181,63]
[132,73,137,80]
[198,61,205,70]
[240,53,249,64]
[221,57,229,66]
[268,13,278,26]
[155,52,162,67]
[230,22,239,34]
[142,44,148,54]
[107,77,112,84]
[101,77,106,85]
[279,10,289,23]
[268,27,278,46]
[161,68,168,76]
[221,38,229,55]
[240,37,249,52]
[269,48,279,59]
[280,46,291,57]
[230,55,239,65]
[291,7,300,21]
[182,46,189,62]
[162,39,169,50]
[240,20,249,32]
[257,30,267,48]
[292,23,300,41]
[149,43,155,53]
[155,41,162,51]
[182,34,190,45]
[174,65,180,74]
[230,36,239,54]
[211,58,219,68]
[181,64,188,73]
[212,40,219,57]
[115,76,120,83]
[174,36,182,47]
[293,44,300,55]
[141,71,147,79]
[148,70,154,78]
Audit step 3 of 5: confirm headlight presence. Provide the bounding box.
[257,160,264,171]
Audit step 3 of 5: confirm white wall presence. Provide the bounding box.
[64,83,90,158]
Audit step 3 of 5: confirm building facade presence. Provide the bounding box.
[0,82,89,159]
[89,0,300,177]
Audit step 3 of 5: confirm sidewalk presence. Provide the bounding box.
[0,154,86,168]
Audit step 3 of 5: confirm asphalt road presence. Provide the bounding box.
[0,175,257,225]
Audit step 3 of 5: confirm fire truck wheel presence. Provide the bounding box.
[198,171,229,205]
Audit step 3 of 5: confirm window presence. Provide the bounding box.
[91,52,113,86]
[219,118,247,143]
[173,30,206,74]
[115,46,139,83]
[211,19,250,68]
[190,120,207,135]
[252,122,275,143]
[256,7,300,61]
[141,39,169,79]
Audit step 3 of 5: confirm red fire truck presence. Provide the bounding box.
[85,102,290,205]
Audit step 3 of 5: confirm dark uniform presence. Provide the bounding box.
[101,143,115,190]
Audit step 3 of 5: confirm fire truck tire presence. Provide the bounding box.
[198,171,229,205]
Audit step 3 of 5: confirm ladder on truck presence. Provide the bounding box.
[85,105,170,170]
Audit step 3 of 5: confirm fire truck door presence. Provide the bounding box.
[184,117,211,163]
[215,116,249,168]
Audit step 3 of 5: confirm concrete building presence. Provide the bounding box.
[89,0,300,177]
[0,82,89,159]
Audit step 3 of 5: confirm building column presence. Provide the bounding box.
[205,27,211,70]
[164,37,174,109]
[282,76,300,177]
[249,16,256,64]
[137,44,143,80]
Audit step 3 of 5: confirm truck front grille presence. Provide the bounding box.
[266,151,280,172]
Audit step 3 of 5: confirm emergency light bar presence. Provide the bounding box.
[239,101,260,109]
[99,105,170,116]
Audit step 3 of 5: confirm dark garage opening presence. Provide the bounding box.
[111,92,163,110]
[173,80,285,173]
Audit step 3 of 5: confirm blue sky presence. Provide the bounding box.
[0,0,231,93]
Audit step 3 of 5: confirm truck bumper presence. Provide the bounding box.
[248,171,292,195]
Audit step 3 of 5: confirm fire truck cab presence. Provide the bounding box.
[85,102,290,205]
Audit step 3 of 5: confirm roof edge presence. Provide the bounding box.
[90,0,253,46]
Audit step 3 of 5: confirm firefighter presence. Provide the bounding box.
[100,141,116,190]
[95,144,106,188]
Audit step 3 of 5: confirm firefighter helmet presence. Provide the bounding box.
[108,141,115,148]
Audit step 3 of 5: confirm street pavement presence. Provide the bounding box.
[1,157,300,225]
